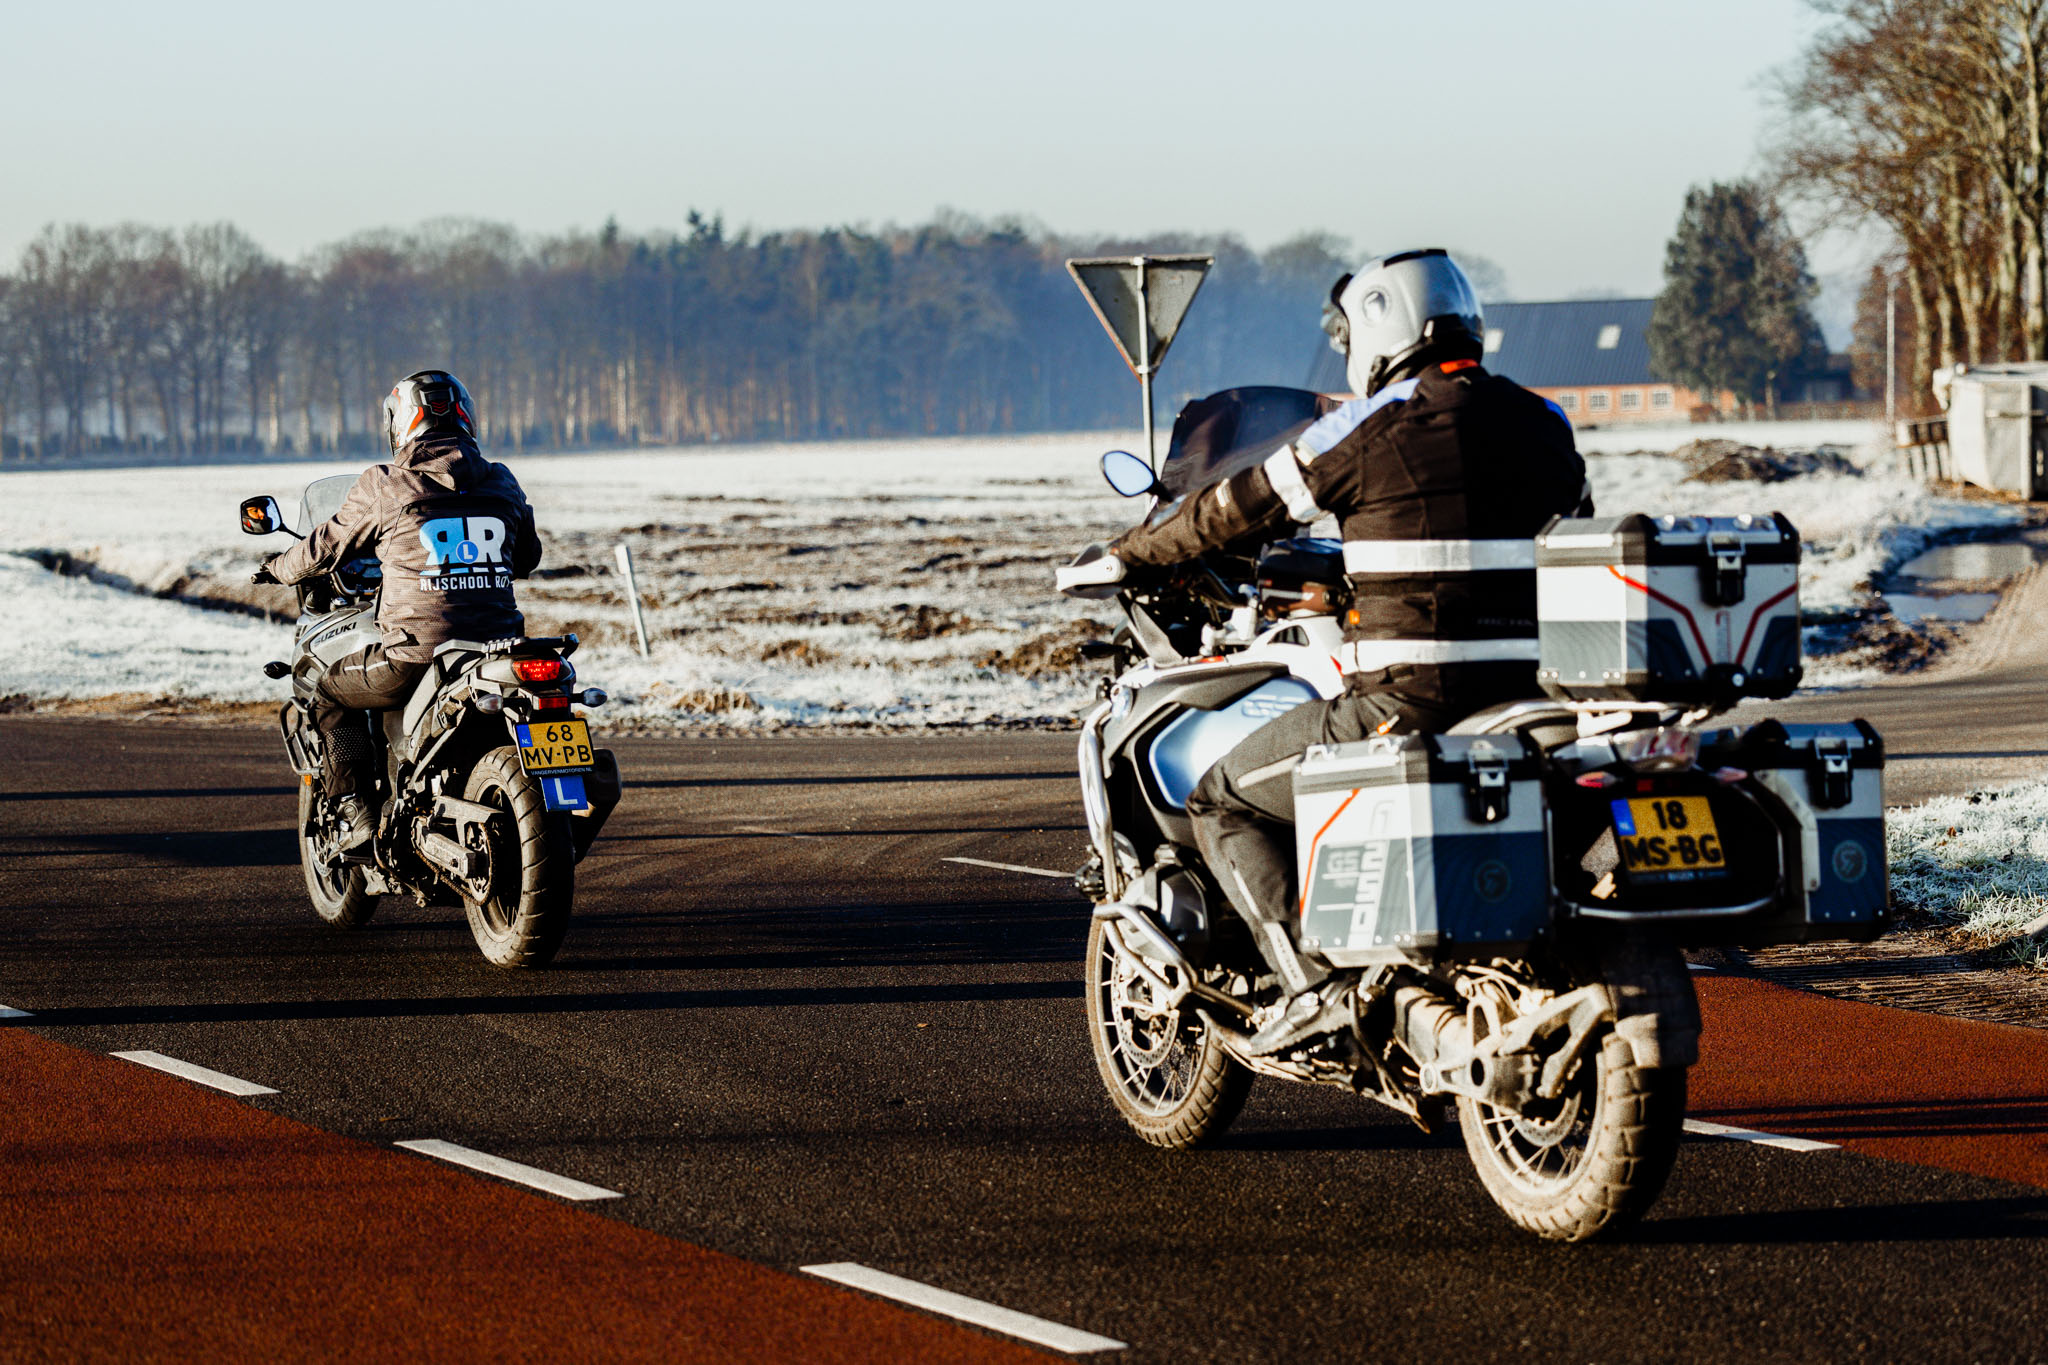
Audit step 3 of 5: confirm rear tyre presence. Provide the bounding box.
[1085,914,1254,1149]
[1457,983,1689,1242]
[460,745,575,969]
[298,782,377,928]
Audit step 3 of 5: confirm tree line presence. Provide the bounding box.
[0,215,1420,461]
[1774,0,2048,412]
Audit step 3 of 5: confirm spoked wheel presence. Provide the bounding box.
[1458,993,1689,1242]
[297,781,377,928]
[1084,914,1253,1149]
[459,746,575,969]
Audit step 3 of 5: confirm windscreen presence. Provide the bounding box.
[1156,387,1330,499]
[298,473,359,532]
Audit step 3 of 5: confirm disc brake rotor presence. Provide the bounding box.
[1508,1087,1586,1148]
[1107,952,1176,1068]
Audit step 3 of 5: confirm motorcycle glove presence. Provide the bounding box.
[251,554,284,586]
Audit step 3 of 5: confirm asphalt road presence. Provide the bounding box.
[3,702,2047,1362]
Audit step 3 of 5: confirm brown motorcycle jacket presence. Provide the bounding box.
[272,435,543,662]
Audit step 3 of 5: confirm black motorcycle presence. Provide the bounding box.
[241,477,621,967]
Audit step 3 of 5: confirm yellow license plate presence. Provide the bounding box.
[1613,795,1728,882]
[516,718,594,774]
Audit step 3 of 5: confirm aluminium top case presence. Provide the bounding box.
[1535,512,1802,705]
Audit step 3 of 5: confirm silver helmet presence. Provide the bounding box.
[1321,249,1485,396]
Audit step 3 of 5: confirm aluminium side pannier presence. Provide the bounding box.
[1293,734,1549,965]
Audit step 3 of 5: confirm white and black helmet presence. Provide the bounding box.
[1321,249,1485,396]
[383,370,478,454]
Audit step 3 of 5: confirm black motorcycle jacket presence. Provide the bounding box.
[1111,361,1590,709]
[271,434,543,662]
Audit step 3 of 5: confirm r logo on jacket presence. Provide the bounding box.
[268,434,543,660]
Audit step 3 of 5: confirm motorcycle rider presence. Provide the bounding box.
[1064,250,1590,1047]
[256,370,542,852]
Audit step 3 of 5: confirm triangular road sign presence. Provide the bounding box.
[1066,255,1212,377]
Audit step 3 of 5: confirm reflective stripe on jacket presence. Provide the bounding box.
[1112,363,1589,701]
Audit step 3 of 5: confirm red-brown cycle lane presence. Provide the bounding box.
[0,1027,1048,1364]
[1692,974,2048,1190]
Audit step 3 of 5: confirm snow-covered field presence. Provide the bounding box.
[1890,780,2048,967]
[0,422,2021,728]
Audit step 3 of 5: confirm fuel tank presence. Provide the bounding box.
[1137,674,1321,809]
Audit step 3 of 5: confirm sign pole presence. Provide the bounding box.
[1885,277,1898,431]
[1134,257,1155,465]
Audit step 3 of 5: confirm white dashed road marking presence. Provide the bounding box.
[0,1004,31,1018]
[802,1263,1126,1355]
[943,856,1069,880]
[394,1139,623,1201]
[111,1050,279,1097]
[1684,1118,1838,1152]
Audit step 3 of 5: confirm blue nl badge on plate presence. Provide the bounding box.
[541,774,588,811]
[1609,798,1637,836]
[514,723,532,748]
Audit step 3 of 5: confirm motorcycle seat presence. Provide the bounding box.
[1445,699,1581,752]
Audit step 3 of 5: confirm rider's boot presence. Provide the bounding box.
[329,794,375,857]
[1241,918,1342,1054]
[319,723,378,860]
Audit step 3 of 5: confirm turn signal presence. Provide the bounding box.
[580,688,608,707]
[473,693,504,714]
[512,658,568,683]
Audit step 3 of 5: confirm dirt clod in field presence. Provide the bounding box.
[974,620,1111,678]
[759,638,836,666]
[1678,439,1861,484]
[880,604,987,641]
[648,684,757,713]
[1840,609,1964,671]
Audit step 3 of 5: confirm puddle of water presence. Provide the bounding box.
[1895,542,2037,581]
[1885,592,2002,623]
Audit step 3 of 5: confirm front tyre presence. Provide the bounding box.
[1458,1030,1687,1242]
[298,782,377,928]
[1085,914,1253,1149]
[460,745,575,969]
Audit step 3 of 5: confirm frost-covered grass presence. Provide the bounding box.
[0,420,2022,727]
[1889,781,2048,968]
[1573,418,1887,457]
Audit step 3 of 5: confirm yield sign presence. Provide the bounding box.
[1065,255,1212,377]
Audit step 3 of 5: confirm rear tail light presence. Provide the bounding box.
[535,694,570,711]
[512,658,568,684]
[1612,727,1700,773]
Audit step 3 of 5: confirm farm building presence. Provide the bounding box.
[1477,298,1706,422]
[1303,296,1850,420]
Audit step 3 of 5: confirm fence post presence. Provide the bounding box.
[614,543,651,658]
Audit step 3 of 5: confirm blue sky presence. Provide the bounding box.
[1,0,1842,302]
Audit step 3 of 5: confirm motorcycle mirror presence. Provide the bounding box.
[239,495,285,536]
[1100,449,1158,498]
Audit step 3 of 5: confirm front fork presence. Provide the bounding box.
[1077,700,1125,900]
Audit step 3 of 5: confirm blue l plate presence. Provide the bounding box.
[542,774,588,812]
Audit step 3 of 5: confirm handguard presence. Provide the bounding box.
[1057,545,1126,599]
